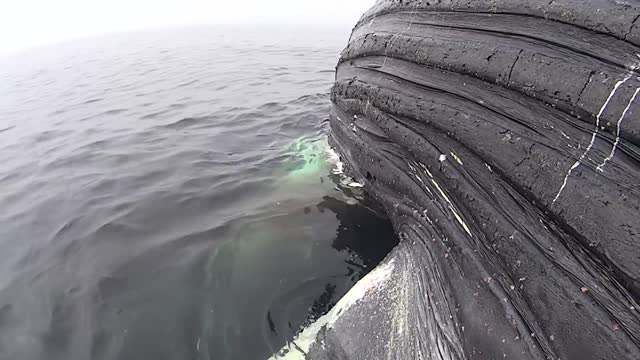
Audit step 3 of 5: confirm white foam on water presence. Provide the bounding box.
[326,147,345,175]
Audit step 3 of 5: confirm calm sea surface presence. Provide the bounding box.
[0,26,397,360]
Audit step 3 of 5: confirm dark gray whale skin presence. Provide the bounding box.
[298,1,640,359]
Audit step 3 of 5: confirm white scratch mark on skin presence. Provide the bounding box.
[552,73,633,206]
[596,87,640,172]
[382,5,418,68]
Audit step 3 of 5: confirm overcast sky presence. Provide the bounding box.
[0,0,374,54]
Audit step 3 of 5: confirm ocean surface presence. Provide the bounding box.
[0,26,398,360]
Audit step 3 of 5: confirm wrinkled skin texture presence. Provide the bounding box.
[302,0,640,359]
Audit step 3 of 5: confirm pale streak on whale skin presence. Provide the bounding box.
[551,73,633,206]
[596,87,640,172]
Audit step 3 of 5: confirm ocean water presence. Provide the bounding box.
[0,26,397,360]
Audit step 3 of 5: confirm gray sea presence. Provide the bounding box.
[0,26,397,360]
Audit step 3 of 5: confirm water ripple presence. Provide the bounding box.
[0,26,396,360]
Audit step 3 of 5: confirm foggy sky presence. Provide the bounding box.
[0,0,374,54]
